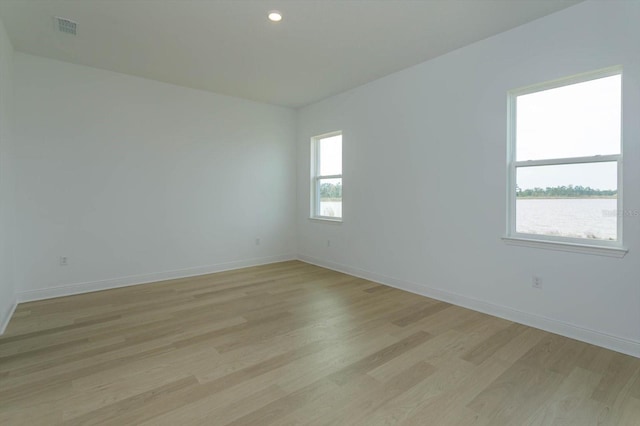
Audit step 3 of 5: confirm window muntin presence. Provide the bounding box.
[312,132,342,220]
[508,69,622,246]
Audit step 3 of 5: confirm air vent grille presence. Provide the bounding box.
[55,17,77,35]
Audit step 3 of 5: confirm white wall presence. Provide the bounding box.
[13,54,297,300]
[297,1,640,356]
[0,15,17,332]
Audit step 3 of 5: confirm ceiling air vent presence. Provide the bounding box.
[55,17,77,35]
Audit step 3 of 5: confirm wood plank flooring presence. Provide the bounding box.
[1,260,639,425]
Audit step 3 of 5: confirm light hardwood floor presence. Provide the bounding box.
[1,261,639,425]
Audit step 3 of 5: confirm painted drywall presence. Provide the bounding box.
[13,53,296,299]
[0,14,17,332]
[297,1,640,355]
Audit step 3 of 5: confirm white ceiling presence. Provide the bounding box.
[0,0,582,108]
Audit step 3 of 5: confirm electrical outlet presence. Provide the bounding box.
[327,239,331,247]
[255,238,261,246]
[532,275,542,289]
[60,256,68,266]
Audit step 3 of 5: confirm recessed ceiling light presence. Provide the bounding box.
[268,10,282,23]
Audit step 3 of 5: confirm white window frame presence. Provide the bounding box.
[504,67,627,257]
[310,131,343,222]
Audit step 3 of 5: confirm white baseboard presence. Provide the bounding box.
[0,296,18,335]
[298,254,640,358]
[17,253,296,303]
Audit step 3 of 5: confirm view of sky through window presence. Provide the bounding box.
[319,134,342,176]
[516,74,620,191]
[516,162,617,192]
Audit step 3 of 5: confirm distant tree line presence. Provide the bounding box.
[320,182,342,199]
[516,185,616,198]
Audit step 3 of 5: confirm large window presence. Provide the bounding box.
[311,132,342,221]
[507,68,623,249]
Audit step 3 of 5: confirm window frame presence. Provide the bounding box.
[310,131,343,222]
[505,67,625,254]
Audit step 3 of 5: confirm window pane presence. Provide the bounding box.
[516,74,621,161]
[319,134,342,176]
[318,177,342,218]
[516,162,617,240]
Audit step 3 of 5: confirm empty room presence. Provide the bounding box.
[1,0,639,424]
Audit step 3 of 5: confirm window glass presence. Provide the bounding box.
[516,75,621,161]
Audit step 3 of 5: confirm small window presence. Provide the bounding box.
[507,68,622,247]
[311,132,342,221]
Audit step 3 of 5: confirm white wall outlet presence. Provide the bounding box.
[532,275,542,289]
[60,256,68,266]
[255,238,260,246]
[327,239,331,247]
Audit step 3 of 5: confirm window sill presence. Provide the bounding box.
[502,237,627,258]
[309,217,342,224]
